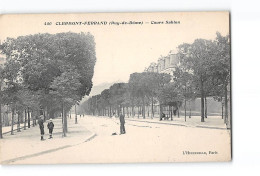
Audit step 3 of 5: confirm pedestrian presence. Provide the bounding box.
[119,111,126,134]
[111,112,118,135]
[38,115,45,141]
[47,118,54,139]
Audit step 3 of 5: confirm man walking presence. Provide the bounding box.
[47,118,54,139]
[38,115,45,141]
[119,111,126,134]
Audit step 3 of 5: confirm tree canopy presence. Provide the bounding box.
[0,32,96,136]
[83,32,230,125]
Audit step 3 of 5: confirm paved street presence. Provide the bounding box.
[0,115,231,164]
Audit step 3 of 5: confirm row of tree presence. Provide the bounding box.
[83,32,230,126]
[82,72,174,119]
[0,32,96,138]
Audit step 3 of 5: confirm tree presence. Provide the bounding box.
[210,32,230,126]
[158,82,183,120]
[178,39,216,122]
[1,32,97,136]
[144,72,161,118]
[100,89,111,116]
[50,70,82,136]
[84,96,96,116]
[128,73,150,119]
[128,72,171,119]
[109,83,127,116]
[1,58,22,135]
[0,65,3,138]
[173,65,194,121]
[151,73,171,120]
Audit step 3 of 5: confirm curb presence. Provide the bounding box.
[85,133,97,142]
[195,125,227,130]
[125,118,227,130]
[1,132,97,164]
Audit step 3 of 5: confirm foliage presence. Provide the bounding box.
[0,32,97,136]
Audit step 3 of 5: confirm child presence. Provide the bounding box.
[47,118,54,139]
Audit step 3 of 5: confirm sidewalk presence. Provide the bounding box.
[0,118,95,164]
[2,120,34,134]
[123,115,227,130]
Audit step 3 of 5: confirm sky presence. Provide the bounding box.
[0,12,229,86]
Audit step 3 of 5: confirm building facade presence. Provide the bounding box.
[144,50,180,79]
[144,50,222,118]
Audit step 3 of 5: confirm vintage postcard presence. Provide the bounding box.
[0,12,231,164]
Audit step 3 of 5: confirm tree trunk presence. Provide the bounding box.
[170,106,173,121]
[138,106,140,118]
[27,107,31,128]
[3,111,5,127]
[20,111,24,123]
[147,105,149,117]
[6,106,9,126]
[17,111,21,132]
[159,103,163,121]
[64,110,68,133]
[200,79,205,122]
[142,97,145,119]
[24,109,27,130]
[204,96,208,118]
[221,101,224,119]
[224,84,228,125]
[151,97,154,118]
[75,104,78,124]
[11,107,14,135]
[168,105,171,118]
[62,101,66,137]
[184,98,187,122]
[34,112,37,126]
[189,100,191,118]
[61,111,63,124]
[32,110,35,127]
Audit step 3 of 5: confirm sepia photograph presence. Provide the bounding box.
[0,12,231,164]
